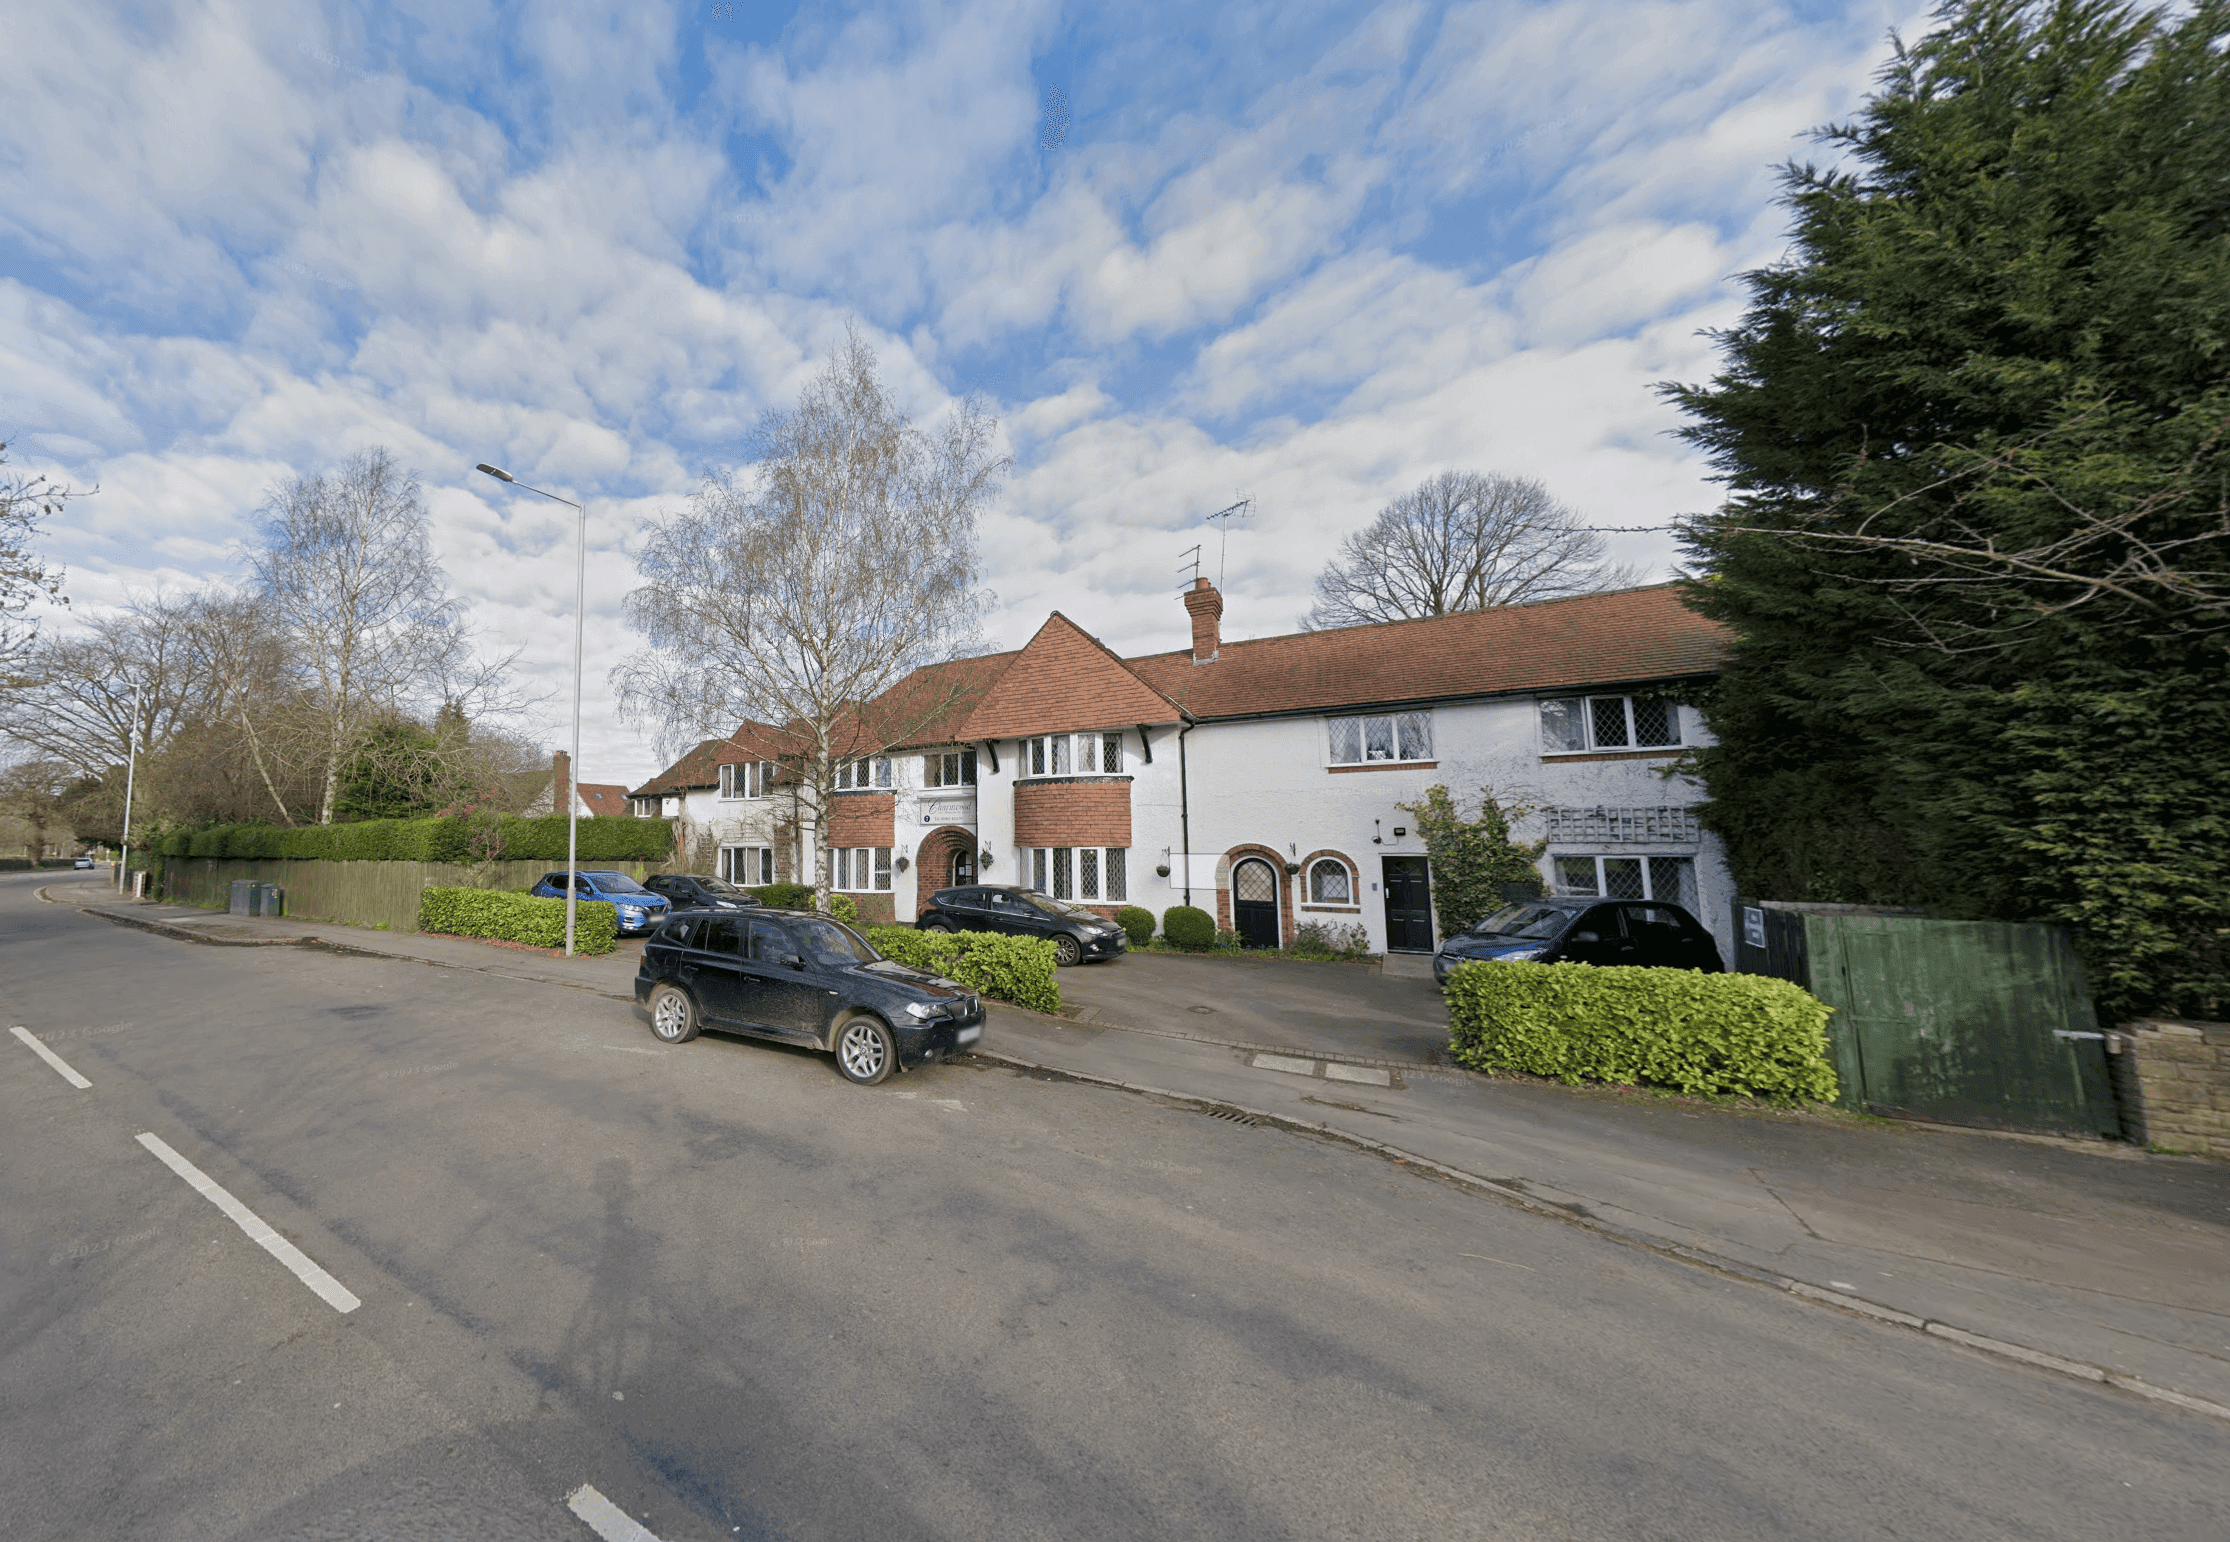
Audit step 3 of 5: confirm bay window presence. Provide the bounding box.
[720,846,775,886]
[1019,732,1125,778]
[833,847,893,892]
[1026,846,1127,902]
[834,757,892,790]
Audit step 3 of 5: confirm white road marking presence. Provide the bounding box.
[1250,1053,1317,1077]
[1324,1063,1392,1087]
[12,1026,91,1088]
[567,1483,665,1542]
[133,1133,361,1314]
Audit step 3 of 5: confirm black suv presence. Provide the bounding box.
[1433,897,1724,985]
[916,885,1127,967]
[643,873,759,910]
[635,908,983,1084]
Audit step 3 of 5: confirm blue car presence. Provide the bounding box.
[531,870,672,936]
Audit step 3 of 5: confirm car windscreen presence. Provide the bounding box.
[1469,903,1572,941]
[693,877,744,894]
[586,873,649,894]
[789,917,880,966]
[1023,892,1098,920]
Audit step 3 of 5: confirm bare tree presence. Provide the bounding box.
[615,329,1007,904]
[1303,471,1637,629]
[0,442,80,683]
[251,447,518,824]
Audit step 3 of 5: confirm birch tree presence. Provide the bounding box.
[615,330,1007,905]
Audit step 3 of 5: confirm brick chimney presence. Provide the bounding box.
[1183,577,1222,663]
[551,749,571,815]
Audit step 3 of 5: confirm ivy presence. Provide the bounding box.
[1396,785,1546,939]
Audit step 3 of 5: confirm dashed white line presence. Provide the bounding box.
[12,1025,91,1088]
[134,1133,361,1314]
[566,1483,666,1541]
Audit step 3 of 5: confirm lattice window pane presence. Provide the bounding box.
[1397,711,1432,761]
[1052,736,1070,774]
[960,751,976,785]
[1633,699,1677,747]
[1033,848,1047,890]
[1328,718,1362,764]
[1103,733,1122,773]
[1080,848,1099,899]
[758,848,774,886]
[1311,861,1350,904]
[1591,697,1631,748]
[1030,738,1046,776]
[1105,848,1126,901]
[1364,716,1396,760]
[1603,858,1645,899]
[1539,699,1587,753]
[1053,847,1073,899]
[875,848,892,891]
[1648,856,1695,908]
[875,758,891,787]
[1556,856,1600,894]
[1234,860,1277,902]
[1076,734,1096,773]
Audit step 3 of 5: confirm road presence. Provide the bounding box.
[2,871,2221,1540]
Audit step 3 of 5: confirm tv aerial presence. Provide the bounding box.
[1204,497,1253,586]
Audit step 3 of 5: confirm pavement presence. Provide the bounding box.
[66,881,2230,1422]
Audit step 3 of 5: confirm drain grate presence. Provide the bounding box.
[1206,1107,1262,1126]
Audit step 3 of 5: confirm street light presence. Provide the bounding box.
[476,462,589,958]
[117,678,143,896]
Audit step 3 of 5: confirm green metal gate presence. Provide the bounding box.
[1735,902,2119,1136]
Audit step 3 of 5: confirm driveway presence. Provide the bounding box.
[1056,949,1450,1063]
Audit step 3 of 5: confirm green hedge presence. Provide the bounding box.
[416,887,619,954]
[155,815,672,863]
[862,926,1061,1014]
[1445,961,1838,1101]
[1162,905,1215,950]
[1114,905,1156,947]
[751,882,816,909]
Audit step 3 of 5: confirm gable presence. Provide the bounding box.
[959,613,1180,740]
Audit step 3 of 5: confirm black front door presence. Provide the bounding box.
[1232,859,1281,949]
[1382,857,1433,951]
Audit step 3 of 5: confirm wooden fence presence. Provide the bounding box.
[152,856,661,933]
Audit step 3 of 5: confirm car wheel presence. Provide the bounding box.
[834,1014,896,1085]
[925,921,956,934]
[648,985,700,1044]
[1052,933,1083,968]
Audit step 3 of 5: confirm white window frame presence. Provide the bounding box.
[1017,732,1125,780]
[1026,846,1127,902]
[1537,695,1684,756]
[720,845,775,886]
[925,749,978,788]
[832,846,894,892]
[718,760,777,800]
[834,757,892,790]
[1326,710,1433,766]
[1551,853,1696,904]
[1307,858,1356,906]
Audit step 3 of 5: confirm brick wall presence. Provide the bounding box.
[828,792,895,847]
[2110,1018,2230,1158]
[1013,779,1130,847]
[916,827,974,914]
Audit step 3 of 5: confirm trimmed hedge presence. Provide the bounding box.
[1114,905,1156,947]
[1161,905,1215,950]
[1445,961,1838,1101]
[155,815,672,863]
[862,926,1061,1014]
[751,882,816,909]
[416,886,619,954]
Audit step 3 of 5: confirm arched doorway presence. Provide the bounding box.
[950,846,976,886]
[1232,858,1281,949]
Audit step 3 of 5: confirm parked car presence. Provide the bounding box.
[642,873,760,910]
[73,855,96,869]
[915,885,1127,967]
[1433,897,1724,985]
[635,908,984,1084]
[530,870,672,935]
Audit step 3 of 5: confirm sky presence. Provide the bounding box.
[1,0,1925,787]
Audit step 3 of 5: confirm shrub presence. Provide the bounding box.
[1213,928,1243,950]
[1293,921,1371,958]
[1161,905,1215,950]
[416,887,619,954]
[828,893,860,925]
[752,882,816,909]
[151,815,673,863]
[1114,905,1156,947]
[1444,961,1838,1101]
[862,926,1062,1014]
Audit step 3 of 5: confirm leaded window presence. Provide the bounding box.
[1327,710,1434,765]
[1018,733,1128,779]
[834,757,891,790]
[1537,696,1684,754]
[1026,846,1127,902]
[719,761,777,799]
[925,750,977,787]
[1553,854,1694,905]
[1309,860,1352,904]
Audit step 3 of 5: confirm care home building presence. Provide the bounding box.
[629,581,1735,956]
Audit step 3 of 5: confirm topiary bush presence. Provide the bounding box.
[1161,905,1215,950]
[863,926,1061,1014]
[1444,961,1838,1101]
[752,882,815,909]
[1114,905,1156,947]
[416,887,619,954]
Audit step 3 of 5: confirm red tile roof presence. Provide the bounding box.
[1124,584,1726,720]
[576,783,631,815]
[630,739,724,797]
[956,613,1180,740]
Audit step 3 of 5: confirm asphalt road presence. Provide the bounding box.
[3,871,2222,1541]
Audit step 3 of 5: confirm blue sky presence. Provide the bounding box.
[2,0,1920,784]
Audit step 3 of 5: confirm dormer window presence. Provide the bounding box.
[1019,732,1124,779]
[718,761,777,800]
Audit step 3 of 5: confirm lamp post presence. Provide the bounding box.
[476,462,588,958]
[117,678,143,896]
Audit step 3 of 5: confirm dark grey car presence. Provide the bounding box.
[643,873,759,910]
[634,907,984,1084]
[1433,897,1724,985]
[915,885,1127,966]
